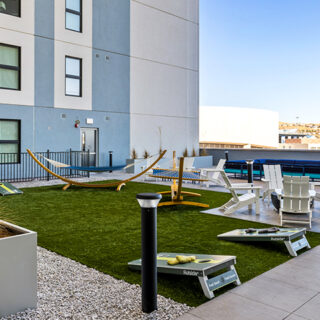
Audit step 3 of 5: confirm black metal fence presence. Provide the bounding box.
[0,150,90,182]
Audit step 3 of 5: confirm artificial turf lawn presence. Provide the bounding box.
[1,181,320,307]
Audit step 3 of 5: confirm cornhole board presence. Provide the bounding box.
[218,228,310,257]
[0,182,23,196]
[128,252,241,299]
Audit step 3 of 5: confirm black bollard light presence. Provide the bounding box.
[246,159,254,184]
[136,193,162,313]
[225,151,229,161]
[109,151,113,173]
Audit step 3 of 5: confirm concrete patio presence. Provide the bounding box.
[202,198,320,233]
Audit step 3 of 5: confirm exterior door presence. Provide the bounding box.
[80,128,98,166]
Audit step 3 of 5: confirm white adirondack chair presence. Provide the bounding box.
[279,176,312,228]
[182,157,195,172]
[218,170,261,215]
[200,159,226,187]
[310,182,320,202]
[141,157,159,181]
[262,165,283,203]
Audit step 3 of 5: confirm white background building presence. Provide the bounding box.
[200,106,279,148]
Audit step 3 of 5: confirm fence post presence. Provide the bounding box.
[87,149,90,178]
[47,149,50,181]
[69,148,72,177]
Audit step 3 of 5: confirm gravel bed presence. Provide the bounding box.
[1,247,192,320]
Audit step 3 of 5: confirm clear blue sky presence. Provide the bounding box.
[200,0,320,122]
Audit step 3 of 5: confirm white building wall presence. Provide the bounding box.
[54,0,92,110]
[0,0,35,106]
[200,106,279,148]
[129,0,199,157]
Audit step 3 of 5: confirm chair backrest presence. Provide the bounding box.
[183,157,195,171]
[219,170,239,201]
[263,164,283,189]
[282,176,310,213]
[210,159,226,180]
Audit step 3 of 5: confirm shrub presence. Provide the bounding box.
[131,148,138,159]
[143,150,150,159]
[200,149,208,156]
[192,148,197,157]
[183,148,188,157]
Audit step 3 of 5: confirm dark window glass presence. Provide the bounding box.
[65,56,82,97]
[0,43,20,90]
[66,0,82,32]
[0,0,20,17]
[0,119,20,164]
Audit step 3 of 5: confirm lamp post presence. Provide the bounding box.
[136,193,162,313]
[246,160,254,184]
[225,151,229,161]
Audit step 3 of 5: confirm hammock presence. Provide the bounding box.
[27,149,167,191]
[38,153,160,172]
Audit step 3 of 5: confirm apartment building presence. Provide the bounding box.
[0,0,199,166]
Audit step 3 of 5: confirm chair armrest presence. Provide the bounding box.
[204,169,224,173]
[261,178,270,182]
[229,186,262,191]
[282,195,311,199]
[231,183,253,188]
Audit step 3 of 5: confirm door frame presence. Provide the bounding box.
[80,127,99,166]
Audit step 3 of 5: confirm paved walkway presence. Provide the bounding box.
[178,245,320,320]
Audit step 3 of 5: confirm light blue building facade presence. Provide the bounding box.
[0,0,130,166]
[0,0,199,168]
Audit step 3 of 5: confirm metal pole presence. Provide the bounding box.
[136,193,162,313]
[246,160,254,184]
[47,149,50,181]
[225,151,229,161]
[109,151,113,173]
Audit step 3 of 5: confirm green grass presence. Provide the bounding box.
[1,181,320,307]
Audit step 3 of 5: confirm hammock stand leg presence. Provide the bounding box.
[62,184,71,191]
[116,183,126,192]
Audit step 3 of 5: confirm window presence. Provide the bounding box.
[65,0,82,32]
[0,44,20,90]
[0,119,20,164]
[65,56,82,97]
[0,0,20,17]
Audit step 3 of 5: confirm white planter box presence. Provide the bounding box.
[0,220,37,318]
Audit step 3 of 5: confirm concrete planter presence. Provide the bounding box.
[0,220,37,318]
[125,158,148,174]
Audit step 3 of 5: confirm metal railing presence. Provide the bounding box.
[225,161,320,181]
[0,150,90,182]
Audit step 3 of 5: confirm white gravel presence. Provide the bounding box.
[1,247,192,320]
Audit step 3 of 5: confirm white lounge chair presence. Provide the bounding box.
[310,182,320,202]
[200,159,226,188]
[279,176,312,228]
[217,170,261,215]
[182,157,195,172]
[262,165,283,204]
